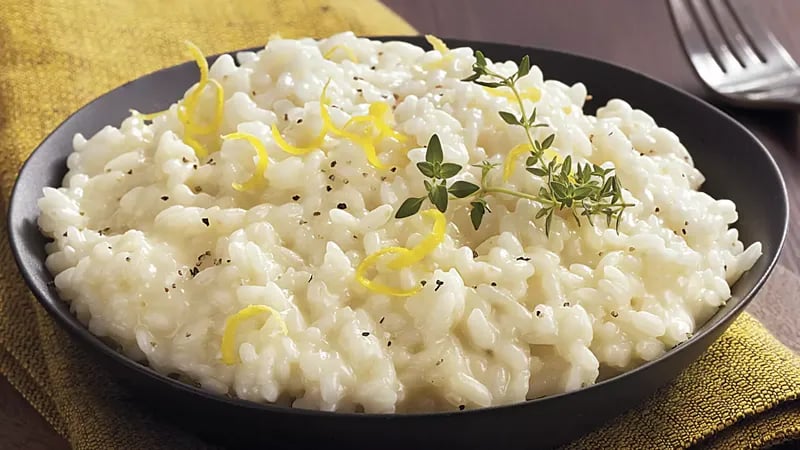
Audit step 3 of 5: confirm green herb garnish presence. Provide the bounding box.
[396,51,632,236]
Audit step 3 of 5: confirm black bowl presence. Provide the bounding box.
[7,36,788,449]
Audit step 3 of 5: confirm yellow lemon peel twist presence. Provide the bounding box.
[503,144,563,182]
[387,209,446,269]
[355,247,423,297]
[320,80,400,169]
[423,34,454,70]
[320,80,357,140]
[222,132,269,191]
[271,80,405,169]
[323,44,359,63]
[503,143,533,182]
[363,102,407,142]
[221,305,287,365]
[179,79,224,137]
[270,124,325,155]
[176,41,225,158]
[425,34,450,54]
[134,41,225,141]
[355,209,446,296]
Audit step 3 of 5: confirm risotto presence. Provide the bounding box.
[37,33,761,413]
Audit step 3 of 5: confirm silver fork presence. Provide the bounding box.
[669,0,800,109]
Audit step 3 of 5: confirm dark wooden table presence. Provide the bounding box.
[1,1,797,448]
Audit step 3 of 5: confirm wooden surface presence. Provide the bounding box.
[1,1,798,448]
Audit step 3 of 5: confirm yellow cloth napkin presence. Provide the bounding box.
[0,0,798,448]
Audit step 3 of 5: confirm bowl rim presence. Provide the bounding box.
[7,35,788,420]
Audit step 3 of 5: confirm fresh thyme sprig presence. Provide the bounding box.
[395,134,479,217]
[395,51,632,236]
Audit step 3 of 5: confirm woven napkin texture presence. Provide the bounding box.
[0,0,798,448]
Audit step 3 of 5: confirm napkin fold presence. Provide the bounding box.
[0,0,797,448]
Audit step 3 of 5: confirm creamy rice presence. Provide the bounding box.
[38,33,761,413]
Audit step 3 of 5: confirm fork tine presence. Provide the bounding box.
[726,0,798,69]
[708,0,761,66]
[669,0,726,82]
[689,0,741,72]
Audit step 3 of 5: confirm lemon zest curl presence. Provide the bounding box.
[423,34,454,70]
[221,305,287,365]
[319,80,399,169]
[387,209,446,269]
[269,79,407,170]
[503,143,562,182]
[270,124,325,155]
[503,143,533,182]
[356,209,446,296]
[355,247,423,297]
[323,44,359,63]
[222,132,269,191]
